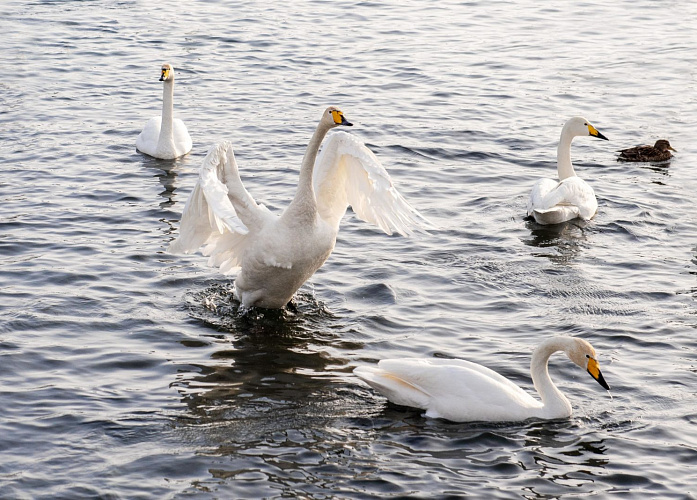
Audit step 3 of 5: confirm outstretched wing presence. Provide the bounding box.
[312,131,432,236]
[168,141,272,274]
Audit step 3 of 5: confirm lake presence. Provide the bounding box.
[1,0,696,498]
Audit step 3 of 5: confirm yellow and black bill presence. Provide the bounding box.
[587,357,610,390]
[588,124,609,141]
[331,109,353,127]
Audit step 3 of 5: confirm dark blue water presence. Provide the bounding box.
[1,0,697,497]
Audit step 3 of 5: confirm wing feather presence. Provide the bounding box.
[355,357,541,421]
[528,176,597,224]
[313,131,432,236]
[168,141,272,273]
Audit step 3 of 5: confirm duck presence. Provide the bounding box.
[527,117,609,225]
[617,139,676,162]
[168,107,431,309]
[136,63,192,160]
[354,336,610,423]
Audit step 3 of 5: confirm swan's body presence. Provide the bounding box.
[354,336,610,423]
[527,117,608,225]
[618,139,676,162]
[169,107,430,309]
[136,64,192,160]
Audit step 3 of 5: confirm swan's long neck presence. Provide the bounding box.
[159,79,175,148]
[556,126,577,181]
[286,120,333,224]
[530,337,573,418]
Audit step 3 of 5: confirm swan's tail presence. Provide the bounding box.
[532,206,580,225]
[354,366,430,409]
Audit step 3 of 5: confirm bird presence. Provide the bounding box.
[168,106,431,309]
[136,63,192,160]
[527,117,609,225]
[617,139,676,162]
[354,336,610,423]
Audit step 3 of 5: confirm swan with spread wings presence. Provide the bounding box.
[169,107,431,309]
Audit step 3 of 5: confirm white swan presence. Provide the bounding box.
[354,336,610,423]
[136,63,192,159]
[168,106,431,309]
[527,117,608,225]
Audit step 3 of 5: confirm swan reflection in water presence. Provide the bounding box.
[522,218,593,265]
[172,284,362,428]
[139,153,193,210]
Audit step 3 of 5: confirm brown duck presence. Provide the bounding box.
[617,139,676,162]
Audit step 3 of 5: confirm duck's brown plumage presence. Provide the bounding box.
[617,139,676,162]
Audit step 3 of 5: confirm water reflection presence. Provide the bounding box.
[328,415,610,497]
[139,154,190,209]
[641,160,672,176]
[168,285,388,495]
[689,247,697,305]
[168,285,616,496]
[173,284,359,427]
[641,160,672,187]
[522,218,592,265]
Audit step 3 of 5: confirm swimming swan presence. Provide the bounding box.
[168,107,431,309]
[527,117,608,225]
[354,336,610,422]
[136,63,192,159]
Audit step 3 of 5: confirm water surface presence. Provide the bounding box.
[1,0,697,497]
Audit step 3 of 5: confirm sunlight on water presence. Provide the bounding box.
[1,0,696,498]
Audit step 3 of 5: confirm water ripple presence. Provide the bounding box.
[1,0,697,497]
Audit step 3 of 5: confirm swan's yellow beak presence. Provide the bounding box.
[587,357,610,390]
[588,124,609,141]
[159,68,170,82]
[331,110,353,127]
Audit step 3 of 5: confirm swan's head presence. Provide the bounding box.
[159,63,174,82]
[566,338,610,390]
[323,106,353,128]
[654,139,676,152]
[564,116,609,141]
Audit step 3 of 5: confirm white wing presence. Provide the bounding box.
[173,118,193,156]
[355,357,541,422]
[135,116,161,156]
[312,131,432,236]
[168,141,272,274]
[378,357,533,402]
[527,178,559,215]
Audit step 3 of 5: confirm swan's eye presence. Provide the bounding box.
[586,354,590,358]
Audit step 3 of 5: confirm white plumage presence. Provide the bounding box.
[169,107,430,309]
[354,336,610,423]
[527,116,608,225]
